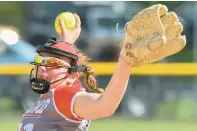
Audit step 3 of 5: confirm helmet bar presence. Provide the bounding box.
[36,45,78,61]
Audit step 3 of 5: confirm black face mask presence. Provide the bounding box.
[29,65,87,94]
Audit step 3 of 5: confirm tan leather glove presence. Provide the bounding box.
[135,12,186,65]
[119,4,186,66]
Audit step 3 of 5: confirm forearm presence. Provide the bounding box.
[99,58,131,112]
[73,58,131,120]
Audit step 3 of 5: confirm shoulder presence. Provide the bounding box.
[53,86,85,106]
[52,86,86,121]
[54,86,85,94]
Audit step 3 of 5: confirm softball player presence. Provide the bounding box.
[18,4,186,131]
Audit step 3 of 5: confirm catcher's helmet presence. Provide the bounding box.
[30,37,87,94]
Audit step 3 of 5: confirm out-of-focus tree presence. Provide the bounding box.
[0,2,25,37]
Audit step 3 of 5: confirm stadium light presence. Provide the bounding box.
[0,29,19,45]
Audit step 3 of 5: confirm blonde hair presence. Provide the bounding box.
[77,51,104,94]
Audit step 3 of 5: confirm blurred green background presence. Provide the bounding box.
[2,119,197,131]
[0,1,197,131]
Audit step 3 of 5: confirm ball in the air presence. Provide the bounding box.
[54,12,76,34]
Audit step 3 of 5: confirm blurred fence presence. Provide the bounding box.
[1,63,197,75]
[0,63,197,121]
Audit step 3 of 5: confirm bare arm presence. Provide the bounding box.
[74,58,131,120]
[56,13,131,120]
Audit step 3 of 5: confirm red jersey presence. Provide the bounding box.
[18,84,91,131]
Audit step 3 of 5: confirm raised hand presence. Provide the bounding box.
[57,13,81,44]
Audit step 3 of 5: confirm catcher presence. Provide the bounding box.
[18,4,186,131]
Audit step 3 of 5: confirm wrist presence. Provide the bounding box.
[59,36,74,44]
[118,57,132,68]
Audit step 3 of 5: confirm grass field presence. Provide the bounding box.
[0,98,197,131]
[1,117,197,131]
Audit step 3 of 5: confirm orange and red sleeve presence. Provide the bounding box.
[53,87,84,121]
